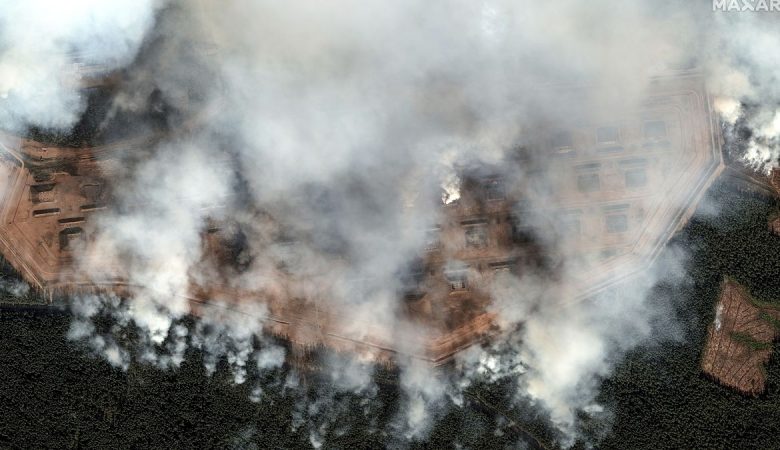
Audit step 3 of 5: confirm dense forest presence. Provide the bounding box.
[594,179,780,449]
[0,308,555,449]
[0,178,778,449]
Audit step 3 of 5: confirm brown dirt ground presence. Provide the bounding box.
[0,76,726,364]
[770,217,780,236]
[771,168,780,196]
[701,279,780,395]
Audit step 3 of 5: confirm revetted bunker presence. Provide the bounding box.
[0,71,724,364]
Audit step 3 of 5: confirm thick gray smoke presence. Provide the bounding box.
[0,0,161,131]
[2,0,779,446]
[708,11,780,172]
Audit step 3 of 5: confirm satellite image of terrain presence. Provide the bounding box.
[0,1,779,449]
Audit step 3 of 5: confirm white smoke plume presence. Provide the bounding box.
[0,0,161,131]
[2,0,779,447]
[707,12,780,173]
[0,276,30,299]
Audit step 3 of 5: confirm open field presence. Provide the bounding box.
[701,279,780,395]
